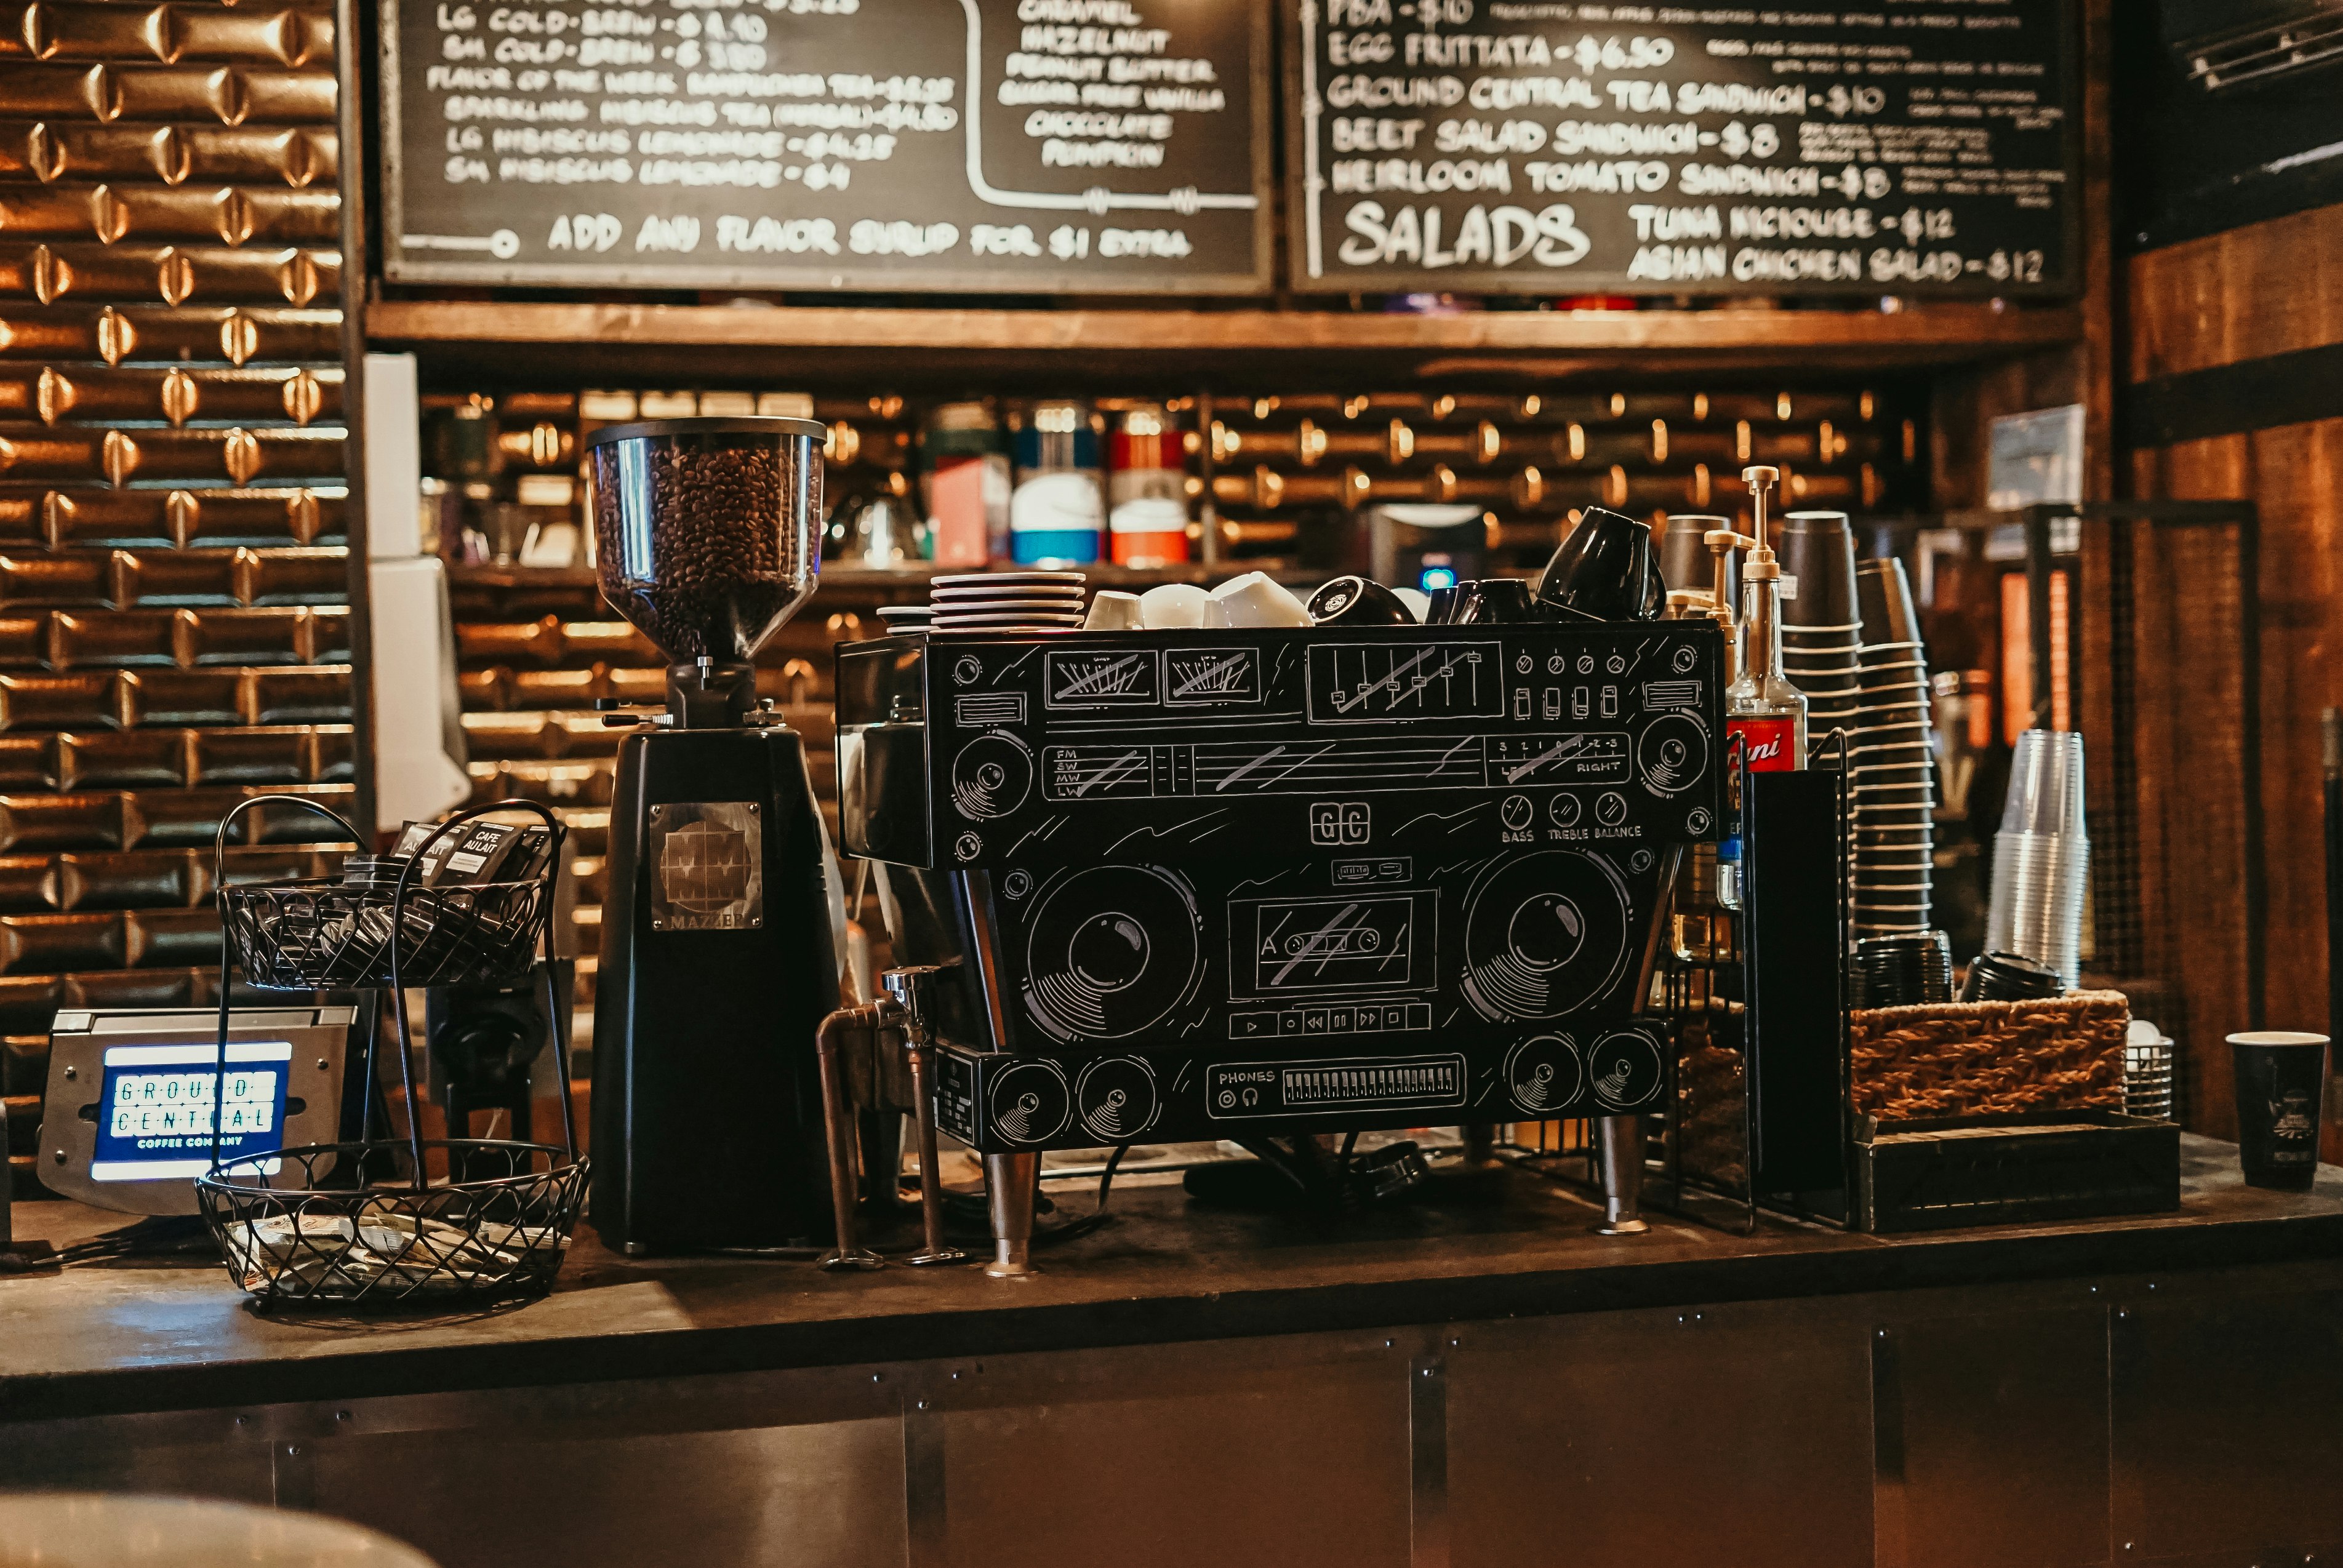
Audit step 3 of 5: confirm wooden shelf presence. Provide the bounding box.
[367,299,2081,391]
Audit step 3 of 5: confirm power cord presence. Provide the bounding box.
[1032,1143,1129,1247]
[940,1145,1131,1248]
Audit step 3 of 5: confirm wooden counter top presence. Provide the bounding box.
[4,1137,2337,1425]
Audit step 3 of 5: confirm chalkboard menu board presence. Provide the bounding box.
[382,0,1270,292]
[1287,1,2078,297]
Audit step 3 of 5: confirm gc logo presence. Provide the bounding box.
[1309,801,1371,846]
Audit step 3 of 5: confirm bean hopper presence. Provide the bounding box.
[585,417,842,1254]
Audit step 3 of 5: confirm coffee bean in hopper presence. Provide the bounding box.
[590,431,816,661]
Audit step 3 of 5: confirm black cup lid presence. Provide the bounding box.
[1963,949,2064,998]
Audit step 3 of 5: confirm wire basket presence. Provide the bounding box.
[220,876,548,990]
[1849,990,2131,1121]
[198,798,588,1306]
[196,1139,587,1303]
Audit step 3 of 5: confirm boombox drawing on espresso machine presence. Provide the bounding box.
[835,621,1726,1256]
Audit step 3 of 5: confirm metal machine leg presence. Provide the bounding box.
[984,1151,1040,1278]
[1596,1114,1650,1236]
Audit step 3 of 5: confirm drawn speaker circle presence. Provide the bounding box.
[1504,1034,1585,1114]
[950,734,1033,820]
[1022,865,1201,1043]
[1460,850,1632,1022]
[988,1060,1071,1147]
[1587,1028,1665,1111]
[1637,713,1708,796]
[1076,1057,1159,1142]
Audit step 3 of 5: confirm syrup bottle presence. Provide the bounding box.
[1716,469,1804,909]
[1668,529,1748,948]
[1726,465,1808,774]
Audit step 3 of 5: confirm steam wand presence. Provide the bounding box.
[813,998,887,1271]
[884,966,972,1267]
[813,967,975,1270]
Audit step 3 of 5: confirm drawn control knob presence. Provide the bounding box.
[989,1061,1071,1146]
[1588,1028,1664,1111]
[1076,1058,1159,1142]
[1550,793,1582,827]
[1500,794,1534,831]
[1595,791,1627,826]
[1505,1034,1585,1114]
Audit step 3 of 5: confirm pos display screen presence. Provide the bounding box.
[90,1041,291,1182]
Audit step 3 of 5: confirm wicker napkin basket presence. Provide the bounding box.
[1849,990,2130,1122]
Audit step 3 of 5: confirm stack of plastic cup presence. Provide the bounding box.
[1986,730,2089,988]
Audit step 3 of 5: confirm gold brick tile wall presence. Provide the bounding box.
[0,0,348,1196]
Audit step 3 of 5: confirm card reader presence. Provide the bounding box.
[37,1007,361,1215]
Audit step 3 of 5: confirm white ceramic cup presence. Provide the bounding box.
[1204,570,1313,629]
[1139,582,1210,629]
[1083,590,1146,631]
[1393,586,1432,623]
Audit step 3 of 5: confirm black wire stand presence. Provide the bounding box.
[193,797,588,1307]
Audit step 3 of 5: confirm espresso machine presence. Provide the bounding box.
[836,613,1727,1273]
[586,417,843,1254]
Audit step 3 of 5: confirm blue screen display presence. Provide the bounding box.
[91,1041,291,1182]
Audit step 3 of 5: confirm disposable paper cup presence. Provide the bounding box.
[2230,1032,2331,1191]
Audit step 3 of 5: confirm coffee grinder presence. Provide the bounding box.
[585,417,841,1254]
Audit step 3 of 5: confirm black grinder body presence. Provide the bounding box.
[591,723,839,1253]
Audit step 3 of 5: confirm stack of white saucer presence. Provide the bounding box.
[926,571,1088,633]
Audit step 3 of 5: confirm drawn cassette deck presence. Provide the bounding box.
[926,841,1677,1152]
[836,622,1726,871]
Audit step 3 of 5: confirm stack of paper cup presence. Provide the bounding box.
[1778,512,1864,739]
[1986,729,2089,988]
[1852,558,1936,937]
[1779,511,1862,939]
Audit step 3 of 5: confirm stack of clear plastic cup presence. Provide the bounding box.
[1985,729,2089,988]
